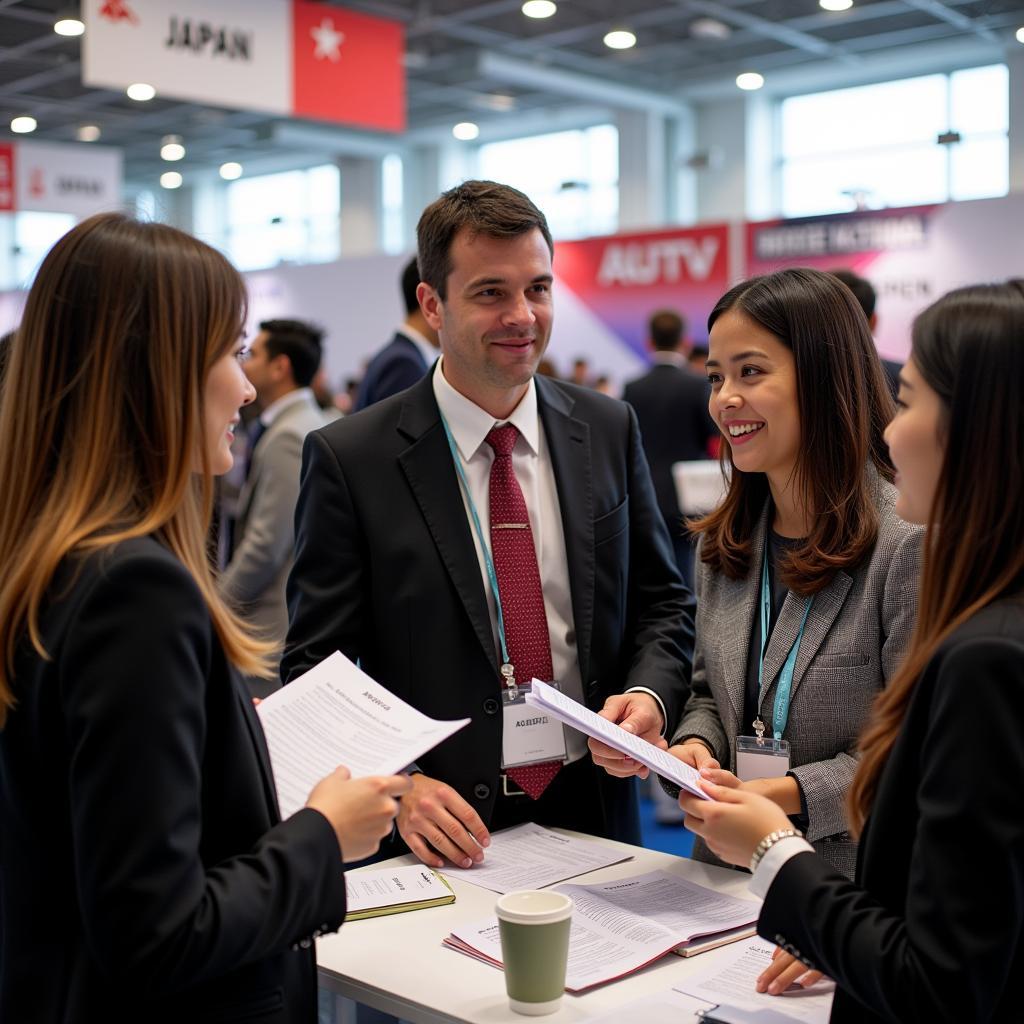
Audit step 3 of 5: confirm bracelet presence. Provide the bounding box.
[749,828,803,874]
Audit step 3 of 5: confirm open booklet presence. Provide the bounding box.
[445,870,759,992]
[255,651,469,819]
[344,865,455,922]
[524,680,711,799]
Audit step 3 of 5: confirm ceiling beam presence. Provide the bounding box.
[896,0,1000,44]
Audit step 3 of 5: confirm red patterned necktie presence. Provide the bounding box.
[486,424,562,800]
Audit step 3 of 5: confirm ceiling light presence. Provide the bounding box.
[127,83,156,101]
[603,29,637,50]
[11,116,37,134]
[819,0,853,10]
[53,12,85,36]
[77,124,101,142]
[481,92,516,112]
[736,71,765,91]
[690,17,731,40]
[522,0,557,17]
[220,162,243,180]
[452,121,480,141]
[160,171,183,190]
[160,134,185,161]
[1017,26,1024,43]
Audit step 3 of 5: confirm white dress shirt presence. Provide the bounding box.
[432,361,589,762]
[396,324,439,371]
[748,835,816,899]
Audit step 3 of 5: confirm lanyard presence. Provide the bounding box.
[439,412,518,695]
[756,542,813,741]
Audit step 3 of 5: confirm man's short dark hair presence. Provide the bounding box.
[400,257,421,316]
[259,318,324,388]
[648,309,685,351]
[830,269,877,321]
[416,180,554,300]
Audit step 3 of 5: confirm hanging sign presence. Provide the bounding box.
[82,0,406,133]
[0,141,122,217]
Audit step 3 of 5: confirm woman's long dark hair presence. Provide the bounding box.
[694,268,895,595]
[848,280,1024,832]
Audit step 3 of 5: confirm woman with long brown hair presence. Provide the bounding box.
[680,281,1024,1021]
[593,268,921,878]
[0,213,410,1023]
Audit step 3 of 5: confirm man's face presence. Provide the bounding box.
[419,227,553,409]
[242,330,277,406]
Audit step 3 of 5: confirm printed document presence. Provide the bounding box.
[525,680,710,799]
[344,865,455,921]
[256,651,469,818]
[440,822,633,892]
[445,869,760,991]
[675,937,835,1023]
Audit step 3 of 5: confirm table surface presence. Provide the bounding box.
[316,830,759,1024]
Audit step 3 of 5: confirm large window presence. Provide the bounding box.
[0,211,76,290]
[478,125,618,240]
[224,164,340,271]
[779,64,1008,217]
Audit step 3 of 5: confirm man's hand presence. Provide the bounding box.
[756,948,827,995]
[588,692,666,779]
[397,772,491,869]
[678,781,791,868]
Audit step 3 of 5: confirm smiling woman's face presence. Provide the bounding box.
[202,338,255,475]
[706,308,801,485]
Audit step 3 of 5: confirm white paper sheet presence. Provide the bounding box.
[674,938,835,1023]
[440,822,633,893]
[345,865,451,914]
[584,989,716,1023]
[255,651,469,818]
[524,679,711,799]
[447,869,760,992]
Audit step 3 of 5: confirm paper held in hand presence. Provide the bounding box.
[524,680,711,800]
[256,651,470,819]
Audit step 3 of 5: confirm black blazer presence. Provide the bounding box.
[355,332,431,411]
[0,537,347,1024]
[760,598,1024,1022]
[283,372,694,845]
[622,362,714,526]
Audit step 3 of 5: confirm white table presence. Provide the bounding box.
[317,831,757,1024]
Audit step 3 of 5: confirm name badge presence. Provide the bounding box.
[735,735,791,782]
[501,685,567,769]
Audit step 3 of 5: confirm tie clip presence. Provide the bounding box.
[493,522,529,530]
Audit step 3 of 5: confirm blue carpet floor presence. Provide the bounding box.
[638,789,695,858]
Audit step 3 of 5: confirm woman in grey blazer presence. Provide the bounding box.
[592,269,920,879]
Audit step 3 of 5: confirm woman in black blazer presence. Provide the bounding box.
[680,280,1024,1022]
[0,214,411,1023]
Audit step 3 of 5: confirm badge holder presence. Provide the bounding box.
[736,725,791,782]
[500,675,568,769]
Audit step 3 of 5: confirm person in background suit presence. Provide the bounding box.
[590,269,920,881]
[355,257,439,410]
[830,268,901,398]
[623,309,715,588]
[284,180,694,870]
[680,280,1024,1022]
[0,213,410,1024]
[222,319,328,691]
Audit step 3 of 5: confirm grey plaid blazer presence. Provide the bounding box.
[670,472,921,877]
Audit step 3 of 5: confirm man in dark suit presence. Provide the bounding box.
[830,268,901,398]
[355,257,440,410]
[284,181,695,870]
[623,310,714,589]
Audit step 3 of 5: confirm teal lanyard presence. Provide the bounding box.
[757,542,813,741]
[439,412,517,694]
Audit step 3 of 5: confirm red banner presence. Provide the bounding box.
[0,145,14,212]
[292,1,405,132]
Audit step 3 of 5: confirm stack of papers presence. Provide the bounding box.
[525,680,711,799]
[440,822,633,893]
[445,869,760,992]
[344,865,455,922]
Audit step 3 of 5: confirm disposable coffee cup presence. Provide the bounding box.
[495,890,573,1016]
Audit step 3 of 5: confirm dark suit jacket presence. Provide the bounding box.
[760,598,1024,1022]
[0,537,347,1024]
[355,331,431,411]
[622,362,714,528]
[284,372,695,847]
